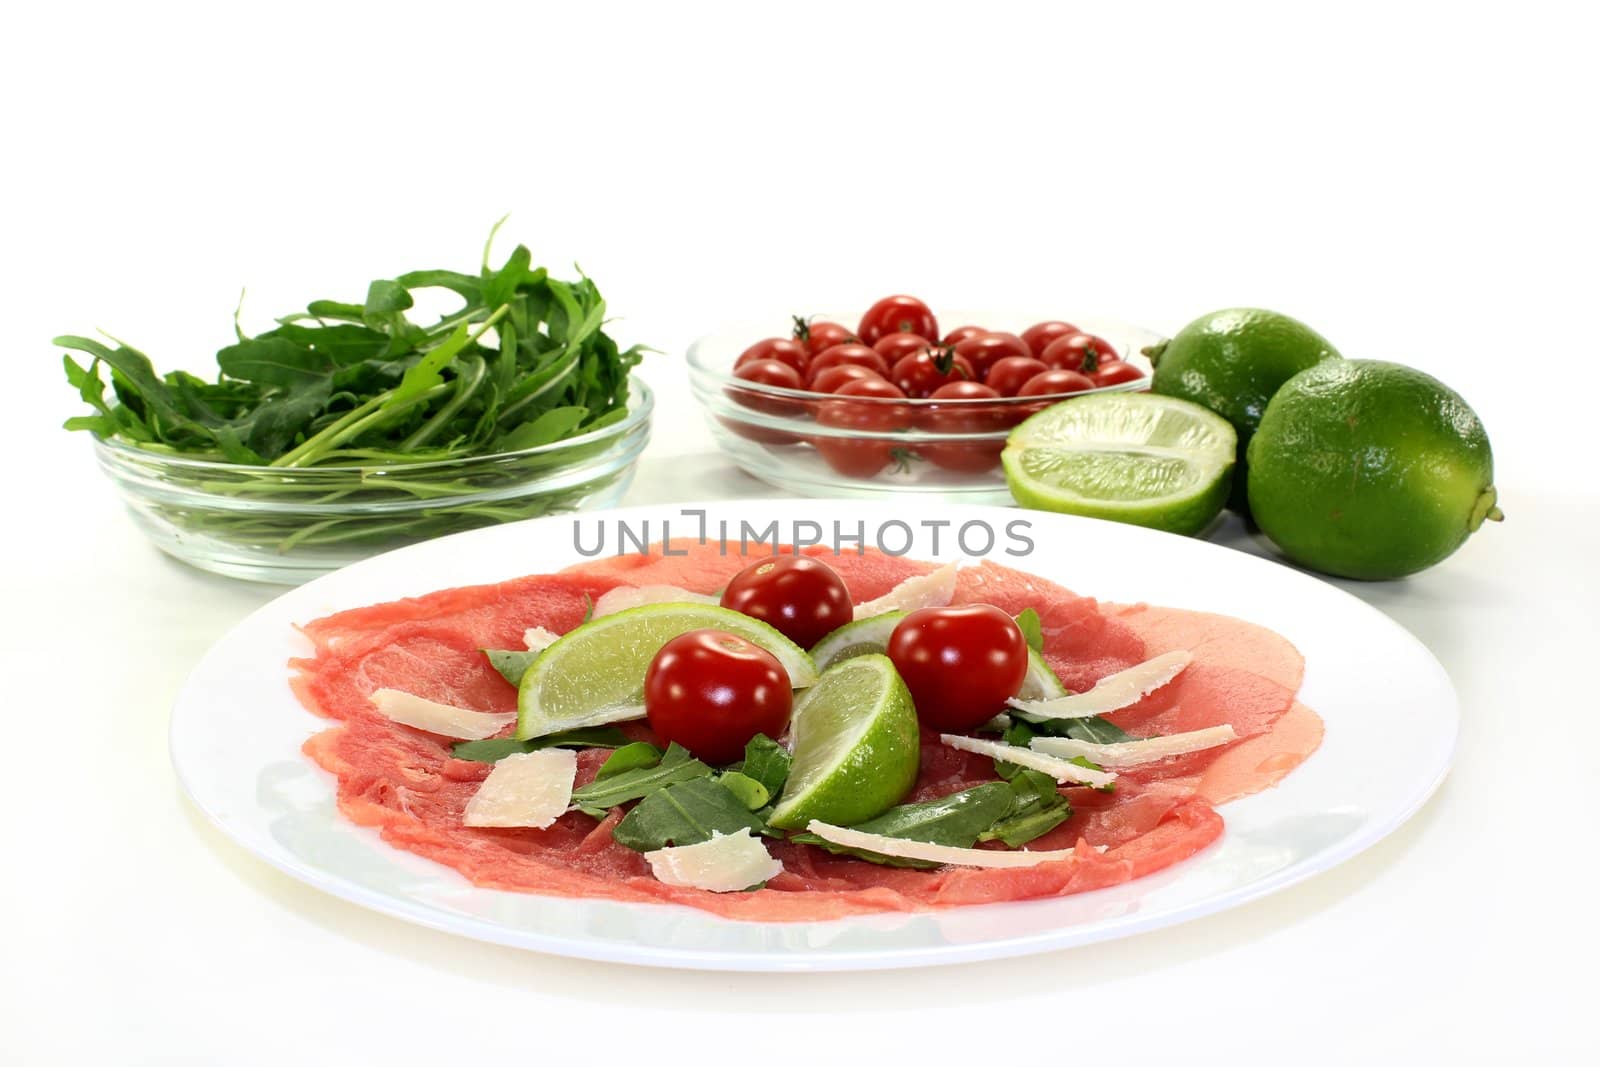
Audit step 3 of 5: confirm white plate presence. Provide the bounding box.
[171,499,1457,971]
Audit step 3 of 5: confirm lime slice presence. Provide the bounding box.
[516,603,816,740]
[1018,650,1069,701]
[810,612,906,672]
[767,654,921,830]
[1003,393,1237,535]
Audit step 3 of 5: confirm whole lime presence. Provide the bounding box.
[1149,309,1341,511]
[1246,360,1502,580]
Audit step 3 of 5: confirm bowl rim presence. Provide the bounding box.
[91,376,654,475]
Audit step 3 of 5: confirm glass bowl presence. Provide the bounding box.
[93,378,653,584]
[687,314,1161,502]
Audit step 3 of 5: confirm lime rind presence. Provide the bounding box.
[1019,649,1069,701]
[516,602,816,740]
[768,654,920,830]
[810,611,906,672]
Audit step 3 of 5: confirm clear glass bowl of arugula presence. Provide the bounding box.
[61,231,652,584]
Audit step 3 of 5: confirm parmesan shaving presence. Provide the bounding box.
[523,626,560,652]
[1030,724,1238,768]
[644,828,784,892]
[463,749,577,828]
[1007,650,1193,720]
[805,821,1079,868]
[370,688,517,740]
[853,562,959,619]
[939,734,1117,788]
[592,584,718,618]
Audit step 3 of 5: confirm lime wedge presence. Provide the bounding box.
[810,612,906,672]
[1018,650,1069,701]
[767,654,921,830]
[1003,393,1237,535]
[516,603,816,740]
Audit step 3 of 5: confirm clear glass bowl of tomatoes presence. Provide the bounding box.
[687,297,1161,501]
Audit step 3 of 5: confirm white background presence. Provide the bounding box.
[2,1,1596,1064]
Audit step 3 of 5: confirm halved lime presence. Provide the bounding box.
[767,654,920,830]
[1003,393,1237,535]
[516,603,816,740]
[810,612,906,672]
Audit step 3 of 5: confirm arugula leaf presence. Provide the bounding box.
[611,778,770,852]
[595,742,663,780]
[484,647,539,687]
[450,726,628,763]
[738,734,791,797]
[716,771,770,811]
[791,783,1015,869]
[1015,608,1044,652]
[1060,717,1135,745]
[569,742,710,816]
[979,770,1073,847]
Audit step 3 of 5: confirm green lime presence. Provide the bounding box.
[1003,392,1237,536]
[516,603,816,740]
[1246,359,1502,580]
[810,612,906,672]
[1018,650,1069,700]
[1149,308,1341,511]
[767,654,920,830]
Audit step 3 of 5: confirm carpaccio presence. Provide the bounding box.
[292,542,1323,921]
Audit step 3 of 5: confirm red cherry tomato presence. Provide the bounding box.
[872,332,932,363]
[644,629,793,764]
[985,356,1049,397]
[953,332,1031,381]
[1039,333,1119,373]
[858,295,939,346]
[720,556,853,650]
[1018,368,1096,397]
[886,605,1028,732]
[722,360,805,444]
[1020,321,1081,358]
[809,364,884,395]
[814,377,911,477]
[941,325,986,346]
[793,318,857,357]
[736,337,810,378]
[809,343,891,382]
[891,348,975,398]
[918,381,1006,472]
[1090,360,1146,388]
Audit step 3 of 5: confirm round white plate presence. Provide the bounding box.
[171,499,1457,971]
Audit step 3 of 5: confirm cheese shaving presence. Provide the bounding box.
[370,688,517,740]
[1008,650,1193,720]
[592,584,718,618]
[523,626,560,652]
[805,821,1079,868]
[644,828,784,892]
[939,734,1117,788]
[853,562,959,619]
[1030,724,1237,768]
[463,749,577,828]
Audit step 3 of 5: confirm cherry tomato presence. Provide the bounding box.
[917,381,1006,472]
[793,317,857,357]
[1020,321,1081,358]
[722,359,805,444]
[891,348,974,398]
[720,555,853,650]
[814,377,911,477]
[858,295,939,346]
[1018,368,1096,397]
[872,332,932,363]
[736,337,810,378]
[886,605,1028,732]
[809,343,891,382]
[953,331,1031,381]
[1090,360,1146,388]
[985,356,1049,397]
[941,325,986,346]
[809,364,884,395]
[644,629,792,764]
[1039,333,1119,373]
